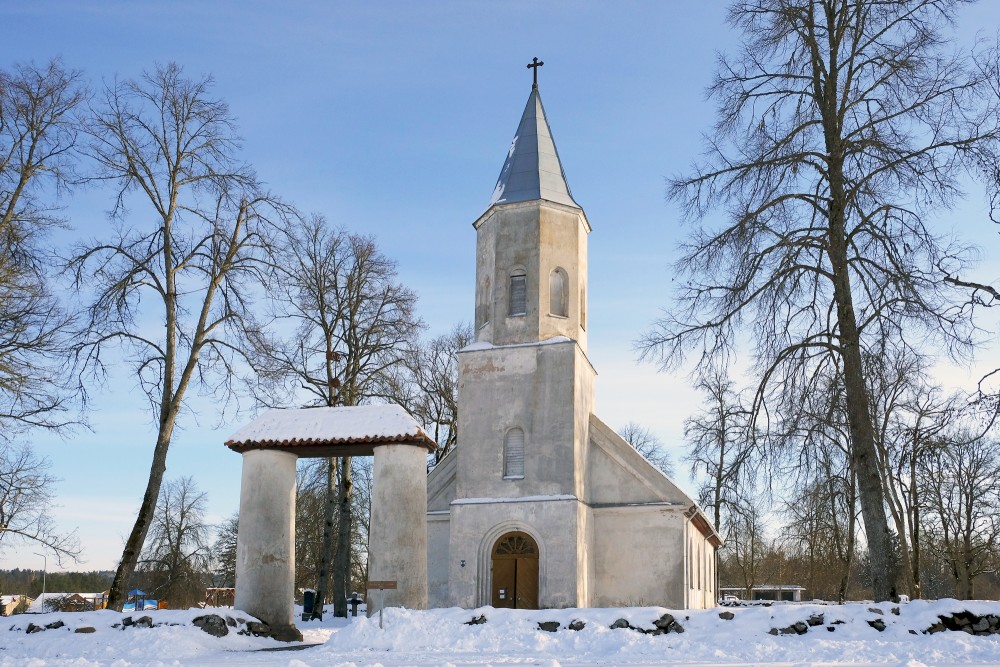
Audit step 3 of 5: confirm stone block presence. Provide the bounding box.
[193,614,229,637]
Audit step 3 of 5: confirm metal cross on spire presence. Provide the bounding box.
[527,57,544,89]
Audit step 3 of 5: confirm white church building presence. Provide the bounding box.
[426,76,721,611]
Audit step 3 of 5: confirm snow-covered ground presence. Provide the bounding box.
[3,600,1000,666]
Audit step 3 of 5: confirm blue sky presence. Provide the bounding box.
[3,2,999,572]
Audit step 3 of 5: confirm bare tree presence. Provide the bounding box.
[617,422,675,477]
[786,368,861,601]
[70,63,288,609]
[254,215,421,617]
[0,441,80,563]
[0,60,86,435]
[919,431,1000,599]
[684,370,752,532]
[867,350,954,598]
[395,323,472,464]
[640,0,1000,600]
[137,476,212,609]
[293,461,326,593]
[782,441,859,601]
[721,500,773,596]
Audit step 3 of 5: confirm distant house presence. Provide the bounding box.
[27,592,107,613]
[720,585,806,602]
[0,595,32,615]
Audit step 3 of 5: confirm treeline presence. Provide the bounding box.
[0,570,114,597]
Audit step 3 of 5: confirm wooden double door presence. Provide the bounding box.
[491,531,538,609]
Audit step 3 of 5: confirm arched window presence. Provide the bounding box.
[504,427,525,479]
[549,268,568,317]
[509,270,527,316]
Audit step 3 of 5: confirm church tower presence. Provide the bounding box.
[437,69,598,609]
[472,81,590,353]
[426,63,721,612]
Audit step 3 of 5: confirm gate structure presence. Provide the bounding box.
[225,405,436,641]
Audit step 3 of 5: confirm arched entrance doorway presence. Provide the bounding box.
[491,531,538,609]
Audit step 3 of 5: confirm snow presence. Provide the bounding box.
[225,404,428,447]
[460,336,574,353]
[3,601,1000,666]
[488,135,518,206]
[452,493,577,505]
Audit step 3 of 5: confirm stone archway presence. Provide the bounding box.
[490,531,539,609]
[225,405,436,641]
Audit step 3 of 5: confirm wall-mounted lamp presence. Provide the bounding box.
[460,559,467,568]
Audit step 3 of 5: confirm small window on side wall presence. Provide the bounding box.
[549,268,568,317]
[504,427,525,479]
[509,270,527,316]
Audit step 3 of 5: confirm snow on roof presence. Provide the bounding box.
[26,592,103,612]
[0,595,29,604]
[225,404,436,452]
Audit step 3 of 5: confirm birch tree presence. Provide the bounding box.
[640,0,1000,600]
[70,64,287,609]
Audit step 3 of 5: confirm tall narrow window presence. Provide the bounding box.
[504,427,525,479]
[580,286,587,330]
[549,268,568,317]
[509,270,527,316]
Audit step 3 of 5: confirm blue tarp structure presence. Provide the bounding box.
[123,589,158,611]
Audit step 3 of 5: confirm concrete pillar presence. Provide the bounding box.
[234,449,301,642]
[368,443,428,614]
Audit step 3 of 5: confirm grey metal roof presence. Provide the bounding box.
[487,87,579,210]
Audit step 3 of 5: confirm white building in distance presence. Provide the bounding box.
[426,77,721,610]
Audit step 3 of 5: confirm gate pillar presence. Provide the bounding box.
[234,448,301,641]
[368,443,429,614]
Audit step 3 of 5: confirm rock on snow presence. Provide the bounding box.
[3,600,1000,666]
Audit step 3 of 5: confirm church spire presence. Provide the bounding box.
[487,63,579,210]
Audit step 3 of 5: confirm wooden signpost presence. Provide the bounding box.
[367,580,397,629]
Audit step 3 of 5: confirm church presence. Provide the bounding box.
[426,68,721,610]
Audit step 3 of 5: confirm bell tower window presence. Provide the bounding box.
[509,270,527,316]
[504,427,525,479]
[549,268,568,317]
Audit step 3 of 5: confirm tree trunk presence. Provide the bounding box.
[332,455,353,617]
[909,452,922,599]
[839,475,857,604]
[829,228,897,601]
[822,74,897,599]
[312,457,338,619]
[106,415,174,610]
